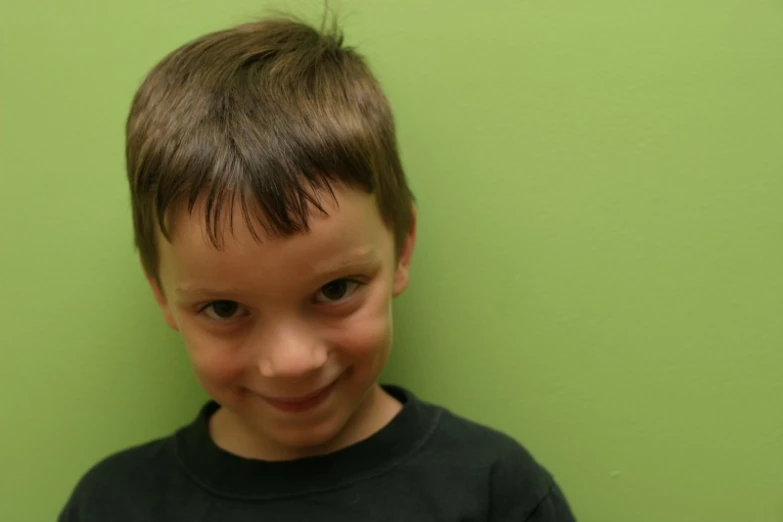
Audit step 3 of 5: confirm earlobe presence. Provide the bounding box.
[393,207,417,297]
[145,270,179,331]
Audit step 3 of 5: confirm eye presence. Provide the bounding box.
[202,300,247,321]
[314,279,360,304]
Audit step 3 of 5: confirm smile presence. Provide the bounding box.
[257,377,340,413]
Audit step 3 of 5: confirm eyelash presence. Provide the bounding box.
[313,278,363,305]
[197,278,365,321]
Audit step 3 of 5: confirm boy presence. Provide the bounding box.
[60,15,576,522]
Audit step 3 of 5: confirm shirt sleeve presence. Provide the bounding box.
[488,437,577,521]
[524,481,577,522]
[58,491,82,522]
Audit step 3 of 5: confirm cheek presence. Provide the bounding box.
[329,293,393,360]
[179,323,248,386]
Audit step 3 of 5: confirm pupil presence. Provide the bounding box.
[213,301,238,318]
[323,280,347,300]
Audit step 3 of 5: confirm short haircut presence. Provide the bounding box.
[126,16,414,284]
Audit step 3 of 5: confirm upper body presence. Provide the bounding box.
[60,386,575,522]
[59,13,577,522]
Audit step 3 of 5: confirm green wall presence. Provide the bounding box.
[2,1,782,520]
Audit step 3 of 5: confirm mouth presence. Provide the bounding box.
[258,377,340,413]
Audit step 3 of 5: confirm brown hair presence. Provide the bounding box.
[126,15,413,285]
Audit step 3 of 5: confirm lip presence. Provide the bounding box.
[258,378,340,413]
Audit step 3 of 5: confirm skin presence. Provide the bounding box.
[146,184,416,461]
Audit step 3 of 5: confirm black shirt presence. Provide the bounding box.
[59,385,576,521]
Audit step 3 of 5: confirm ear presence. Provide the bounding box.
[392,206,417,297]
[145,268,179,331]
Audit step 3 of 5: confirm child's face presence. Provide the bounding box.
[149,185,414,458]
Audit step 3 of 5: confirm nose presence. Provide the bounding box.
[256,323,328,379]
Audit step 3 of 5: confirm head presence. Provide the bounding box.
[125,16,415,458]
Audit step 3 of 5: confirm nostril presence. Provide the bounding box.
[314,346,328,366]
[257,359,274,377]
[256,345,328,378]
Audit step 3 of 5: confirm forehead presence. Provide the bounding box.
[157,186,392,290]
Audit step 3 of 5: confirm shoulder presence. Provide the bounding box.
[428,403,553,488]
[59,436,178,520]
[421,399,576,521]
[80,435,175,486]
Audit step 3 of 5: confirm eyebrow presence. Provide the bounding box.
[174,249,381,301]
[313,249,381,275]
[174,286,240,301]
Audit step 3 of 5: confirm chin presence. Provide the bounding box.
[267,407,355,455]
